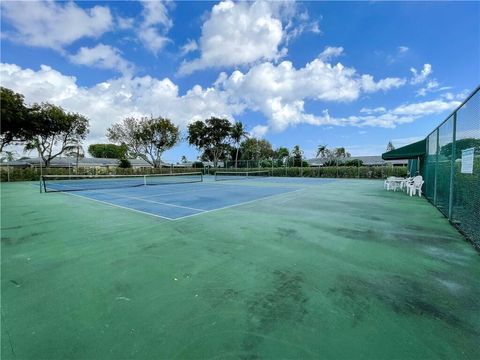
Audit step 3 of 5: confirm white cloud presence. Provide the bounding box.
[0,63,243,145]
[138,27,171,55]
[360,107,386,114]
[69,44,134,75]
[138,0,173,54]
[179,1,285,74]
[0,1,112,51]
[410,63,432,84]
[391,136,424,148]
[0,59,457,150]
[398,46,409,54]
[347,99,461,128]
[279,3,321,44]
[318,46,344,61]
[180,39,198,56]
[117,16,135,30]
[141,0,173,30]
[361,75,406,93]
[250,125,269,138]
[217,59,406,131]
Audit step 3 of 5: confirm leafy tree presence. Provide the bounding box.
[24,103,89,167]
[180,155,188,163]
[88,144,128,159]
[107,116,180,167]
[187,117,232,167]
[230,121,249,168]
[440,138,480,159]
[118,159,132,168]
[273,147,289,166]
[344,159,363,166]
[106,117,142,157]
[0,87,32,151]
[240,138,274,161]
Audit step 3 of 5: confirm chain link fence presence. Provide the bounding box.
[210,158,407,179]
[423,86,480,249]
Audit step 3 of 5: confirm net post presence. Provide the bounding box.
[144,175,147,187]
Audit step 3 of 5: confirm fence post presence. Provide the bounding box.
[433,130,439,205]
[448,112,457,220]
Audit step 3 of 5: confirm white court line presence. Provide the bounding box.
[97,192,206,212]
[62,192,175,221]
[172,188,304,221]
[125,181,275,199]
[53,184,302,222]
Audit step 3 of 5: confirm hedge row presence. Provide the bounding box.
[0,167,200,182]
[211,166,408,178]
[0,165,408,182]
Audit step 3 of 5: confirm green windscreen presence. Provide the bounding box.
[421,87,480,249]
[450,90,480,248]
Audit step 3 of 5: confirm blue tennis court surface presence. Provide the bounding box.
[56,176,332,220]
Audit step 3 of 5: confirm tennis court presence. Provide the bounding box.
[1,175,479,359]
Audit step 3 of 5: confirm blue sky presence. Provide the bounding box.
[1,1,479,162]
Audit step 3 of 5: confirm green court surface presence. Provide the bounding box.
[1,178,479,359]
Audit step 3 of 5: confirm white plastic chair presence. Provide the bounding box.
[407,176,424,197]
[400,177,413,191]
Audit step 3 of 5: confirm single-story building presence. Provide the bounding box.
[306,156,407,167]
[0,156,154,169]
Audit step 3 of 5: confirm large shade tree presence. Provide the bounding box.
[240,138,274,161]
[24,103,89,167]
[0,87,32,151]
[88,143,128,159]
[187,117,232,167]
[107,116,180,167]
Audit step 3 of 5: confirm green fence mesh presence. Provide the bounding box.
[422,87,480,249]
[425,130,437,202]
[450,89,480,248]
[435,116,454,216]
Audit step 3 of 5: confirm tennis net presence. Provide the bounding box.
[42,172,203,192]
[214,170,270,181]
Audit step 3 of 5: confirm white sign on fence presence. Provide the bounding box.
[461,148,474,174]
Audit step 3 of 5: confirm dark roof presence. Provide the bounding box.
[382,139,426,160]
[1,157,154,167]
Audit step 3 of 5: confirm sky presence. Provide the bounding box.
[1,0,479,162]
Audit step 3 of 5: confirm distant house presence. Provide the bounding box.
[0,157,154,169]
[306,156,407,167]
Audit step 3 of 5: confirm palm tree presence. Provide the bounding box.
[231,121,248,168]
[180,155,187,164]
[316,144,327,158]
[334,147,351,159]
[65,141,84,173]
[0,151,16,163]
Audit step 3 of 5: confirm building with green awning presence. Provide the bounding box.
[382,139,426,176]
